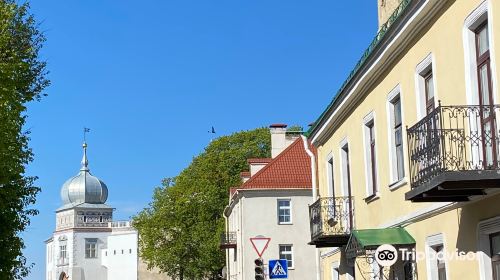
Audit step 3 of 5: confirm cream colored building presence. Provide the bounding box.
[305,0,500,279]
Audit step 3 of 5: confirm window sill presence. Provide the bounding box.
[364,193,380,203]
[388,178,408,191]
[278,222,293,225]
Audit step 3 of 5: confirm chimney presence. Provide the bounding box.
[377,0,401,28]
[247,158,272,176]
[270,124,300,158]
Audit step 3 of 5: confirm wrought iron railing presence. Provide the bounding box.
[220,232,237,247]
[407,103,500,189]
[309,197,354,240]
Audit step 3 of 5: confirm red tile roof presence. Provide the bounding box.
[240,171,251,177]
[239,138,315,190]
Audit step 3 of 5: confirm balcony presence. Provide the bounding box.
[308,197,354,248]
[220,232,237,249]
[406,104,500,202]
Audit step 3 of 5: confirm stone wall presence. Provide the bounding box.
[138,259,171,280]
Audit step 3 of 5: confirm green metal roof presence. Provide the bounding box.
[351,228,415,248]
[307,0,414,139]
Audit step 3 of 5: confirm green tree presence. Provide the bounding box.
[134,128,271,280]
[0,1,49,279]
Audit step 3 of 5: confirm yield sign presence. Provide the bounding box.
[250,236,271,257]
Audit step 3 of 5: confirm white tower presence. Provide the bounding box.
[45,143,138,280]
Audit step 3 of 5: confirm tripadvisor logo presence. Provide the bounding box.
[375,244,398,267]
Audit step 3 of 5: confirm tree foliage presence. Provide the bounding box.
[134,128,271,280]
[0,1,49,279]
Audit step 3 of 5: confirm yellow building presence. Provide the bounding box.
[306,0,499,279]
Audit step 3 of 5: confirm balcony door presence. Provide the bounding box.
[476,22,497,168]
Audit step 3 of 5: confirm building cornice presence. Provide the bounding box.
[309,0,449,145]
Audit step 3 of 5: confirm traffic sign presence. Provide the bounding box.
[250,236,271,257]
[269,259,288,279]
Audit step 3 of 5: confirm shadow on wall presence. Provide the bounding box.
[456,193,500,254]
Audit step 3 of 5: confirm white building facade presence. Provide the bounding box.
[223,125,318,280]
[45,143,138,280]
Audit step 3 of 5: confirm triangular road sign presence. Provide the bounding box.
[250,236,271,257]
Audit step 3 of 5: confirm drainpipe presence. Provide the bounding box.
[223,208,230,280]
[301,135,321,280]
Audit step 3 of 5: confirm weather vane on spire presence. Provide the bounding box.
[83,127,90,143]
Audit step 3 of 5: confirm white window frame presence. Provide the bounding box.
[478,216,500,280]
[85,239,98,259]
[415,53,438,119]
[331,261,340,280]
[387,85,408,189]
[363,111,379,200]
[59,244,67,265]
[463,0,498,107]
[325,153,335,197]
[279,244,294,269]
[277,199,292,225]
[425,233,449,280]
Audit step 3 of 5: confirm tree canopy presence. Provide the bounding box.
[134,127,271,279]
[0,0,50,279]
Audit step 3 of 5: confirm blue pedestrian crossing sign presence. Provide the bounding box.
[269,259,288,279]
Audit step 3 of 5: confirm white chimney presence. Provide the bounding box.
[270,124,299,158]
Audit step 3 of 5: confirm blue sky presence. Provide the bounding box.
[23,1,377,279]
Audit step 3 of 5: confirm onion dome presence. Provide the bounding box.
[60,142,108,205]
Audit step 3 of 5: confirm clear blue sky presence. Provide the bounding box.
[23,1,377,279]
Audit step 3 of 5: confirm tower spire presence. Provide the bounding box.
[81,142,89,171]
[81,127,90,171]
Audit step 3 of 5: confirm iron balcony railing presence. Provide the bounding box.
[309,197,354,240]
[220,232,237,248]
[407,103,500,189]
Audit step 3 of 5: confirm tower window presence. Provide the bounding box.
[85,239,98,258]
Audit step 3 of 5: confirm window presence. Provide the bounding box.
[331,262,340,280]
[85,239,97,258]
[491,233,500,280]
[434,245,447,280]
[415,54,436,118]
[326,156,334,197]
[387,88,406,186]
[424,70,435,115]
[277,199,292,224]
[392,96,405,181]
[341,143,352,198]
[426,234,447,280]
[364,118,378,197]
[475,22,496,167]
[279,245,293,269]
[59,245,67,264]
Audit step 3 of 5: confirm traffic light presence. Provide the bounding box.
[254,258,265,280]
